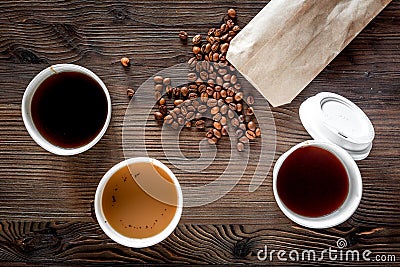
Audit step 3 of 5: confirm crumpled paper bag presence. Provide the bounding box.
[226,0,392,107]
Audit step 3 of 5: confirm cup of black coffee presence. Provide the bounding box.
[22,64,111,155]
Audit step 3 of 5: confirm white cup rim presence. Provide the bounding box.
[21,64,112,156]
[94,157,183,248]
[273,140,362,229]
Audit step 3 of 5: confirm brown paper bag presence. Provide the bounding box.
[226,0,392,107]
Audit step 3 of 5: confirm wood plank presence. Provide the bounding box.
[0,221,399,265]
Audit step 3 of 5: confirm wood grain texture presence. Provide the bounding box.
[0,0,399,265]
[0,221,399,265]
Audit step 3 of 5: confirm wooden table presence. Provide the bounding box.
[0,0,399,265]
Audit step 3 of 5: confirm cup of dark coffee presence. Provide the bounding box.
[22,64,111,155]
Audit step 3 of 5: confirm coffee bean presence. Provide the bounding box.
[213,91,221,100]
[220,23,228,33]
[218,90,226,98]
[189,92,198,100]
[248,121,256,131]
[193,34,202,44]
[214,85,222,92]
[208,136,218,144]
[212,53,220,62]
[239,123,246,131]
[198,104,207,113]
[255,127,261,137]
[230,75,237,85]
[218,68,228,76]
[193,46,201,54]
[209,72,217,80]
[223,73,231,82]
[234,83,242,91]
[208,28,216,36]
[206,129,214,138]
[195,119,205,128]
[228,109,235,119]
[154,84,163,92]
[163,77,171,86]
[220,104,228,114]
[211,106,220,115]
[231,117,239,127]
[186,111,195,121]
[239,136,249,144]
[217,99,225,106]
[236,103,243,112]
[154,76,163,83]
[164,114,173,124]
[247,95,255,105]
[206,86,214,96]
[174,99,183,106]
[216,76,223,85]
[200,92,208,103]
[188,57,197,68]
[207,98,218,107]
[188,72,197,82]
[159,97,166,105]
[213,128,222,139]
[229,102,237,110]
[213,113,222,121]
[246,107,254,116]
[154,91,161,100]
[170,111,177,120]
[227,8,236,18]
[181,106,188,116]
[220,43,229,53]
[221,33,229,41]
[211,42,220,52]
[177,116,185,125]
[159,105,168,115]
[236,129,244,137]
[226,19,234,29]
[246,130,256,140]
[221,126,228,136]
[234,92,243,102]
[223,82,230,89]
[127,88,135,98]
[232,25,240,32]
[220,116,227,126]
[179,30,188,41]
[214,29,222,37]
[225,96,233,103]
[213,121,222,130]
[173,107,181,114]
[154,111,164,120]
[171,121,179,129]
[238,115,245,123]
[200,71,208,80]
[237,142,244,152]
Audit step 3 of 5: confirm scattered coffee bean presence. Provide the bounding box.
[179,30,188,41]
[149,8,262,152]
[246,130,256,140]
[120,57,130,67]
[237,142,245,152]
[154,111,164,120]
[248,121,256,131]
[127,88,135,98]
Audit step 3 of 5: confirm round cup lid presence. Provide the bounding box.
[299,92,374,160]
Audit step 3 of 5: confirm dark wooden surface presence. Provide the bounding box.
[0,0,399,265]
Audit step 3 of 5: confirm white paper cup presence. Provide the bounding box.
[21,64,111,156]
[273,140,362,229]
[94,157,183,248]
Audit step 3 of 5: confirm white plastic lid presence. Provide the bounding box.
[299,92,374,160]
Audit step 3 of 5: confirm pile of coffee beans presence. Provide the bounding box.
[153,9,261,151]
